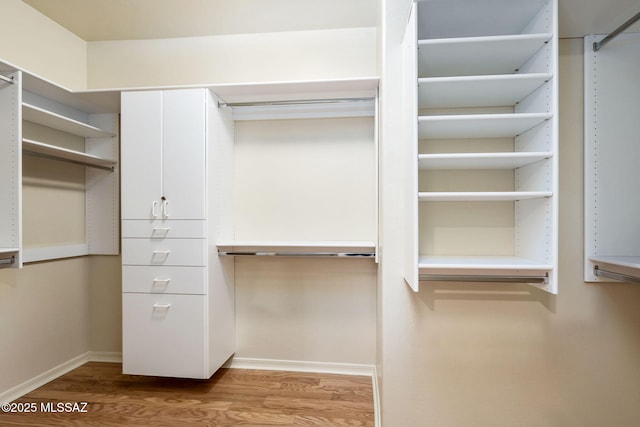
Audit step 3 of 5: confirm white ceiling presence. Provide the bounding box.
[21,0,640,41]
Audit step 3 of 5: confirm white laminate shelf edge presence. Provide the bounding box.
[589,256,640,269]
[419,255,553,271]
[418,113,552,139]
[217,241,376,257]
[22,139,116,171]
[418,33,553,77]
[418,191,552,202]
[418,73,553,108]
[418,152,552,170]
[22,103,115,138]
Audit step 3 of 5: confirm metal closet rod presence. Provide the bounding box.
[594,266,640,284]
[419,274,549,284]
[0,256,16,266]
[23,150,115,172]
[219,251,375,258]
[217,97,375,108]
[593,10,640,51]
[0,74,14,84]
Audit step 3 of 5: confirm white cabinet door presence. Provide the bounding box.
[162,89,207,220]
[121,91,162,220]
[122,293,208,378]
[121,89,206,221]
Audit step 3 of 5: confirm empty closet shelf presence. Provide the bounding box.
[23,139,116,171]
[418,152,552,170]
[217,241,376,257]
[590,256,640,283]
[418,33,553,77]
[418,191,552,202]
[418,73,552,109]
[22,103,115,138]
[418,113,552,139]
[419,255,553,271]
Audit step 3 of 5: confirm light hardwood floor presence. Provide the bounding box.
[0,362,375,426]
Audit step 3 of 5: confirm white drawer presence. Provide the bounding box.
[122,265,207,294]
[122,293,208,379]
[122,238,207,266]
[122,220,206,239]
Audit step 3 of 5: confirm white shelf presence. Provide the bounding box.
[22,103,115,138]
[418,73,552,109]
[419,255,553,271]
[217,240,375,256]
[589,256,640,270]
[419,191,552,202]
[418,33,552,77]
[22,139,116,170]
[418,152,552,170]
[418,113,551,139]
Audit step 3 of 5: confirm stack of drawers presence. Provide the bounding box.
[122,219,209,378]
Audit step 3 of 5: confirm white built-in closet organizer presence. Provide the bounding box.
[119,78,378,379]
[0,67,120,268]
[403,0,559,293]
[585,31,640,284]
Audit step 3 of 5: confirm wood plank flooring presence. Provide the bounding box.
[0,362,375,426]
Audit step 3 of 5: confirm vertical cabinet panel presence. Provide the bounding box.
[121,91,162,220]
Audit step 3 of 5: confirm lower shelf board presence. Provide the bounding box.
[589,256,640,284]
[419,255,552,283]
[217,240,376,258]
[418,191,552,202]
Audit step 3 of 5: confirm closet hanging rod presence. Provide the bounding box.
[23,151,115,172]
[593,266,640,284]
[419,274,548,284]
[0,74,14,84]
[218,97,375,108]
[593,10,640,51]
[219,251,375,258]
[0,256,16,266]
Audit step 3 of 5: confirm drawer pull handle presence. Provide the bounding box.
[153,251,171,255]
[153,303,171,310]
[152,227,170,232]
[153,278,171,284]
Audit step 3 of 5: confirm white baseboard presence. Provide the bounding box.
[224,356,376,377]
[0,353,90,404]
[87,351,122,363]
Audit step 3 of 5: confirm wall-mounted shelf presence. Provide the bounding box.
[403,0,558,293]
[22,139,116,171]
[418,113,552,139]
[217,240,376,258]
[418,33,552,77]
[22,103,114,138]
[418,191,552,202]
[418,152,552,170]
[418,73,552,108]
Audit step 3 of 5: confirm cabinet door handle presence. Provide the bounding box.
[152,303,171,309]
[152,201,159,219]
[162,199,170,219]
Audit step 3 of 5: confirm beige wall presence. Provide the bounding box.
[0,0,86,90]
[379,0,640,422]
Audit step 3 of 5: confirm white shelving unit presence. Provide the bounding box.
[585,33,640,284]
[212,78,379,261]
[0,63,120,267]
[403,0,558,293]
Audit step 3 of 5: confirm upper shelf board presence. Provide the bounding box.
[418,152,552,170]
[418,255,553,271]
[23,103,115,138]
[418,191,552,202]
[217,240,376,254]
[418,112,552,139]
[418,34,552,77]
[22,139,116,169]
[210,77,379,104]
[418,73,552,109]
